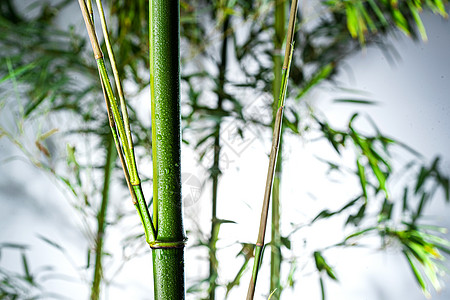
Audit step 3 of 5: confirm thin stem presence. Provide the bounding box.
[87,0,93,22]
[103,73,156,242]
[208,15,230,300]
[91,134,115,300]
[247,0,298,299]
[270,1,286,298]
[96,59,133,179]
[78,0,155,243]
[134,184,156,243]
[94,0,138,184]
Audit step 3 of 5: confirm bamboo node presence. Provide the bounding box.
[149,239,188,249]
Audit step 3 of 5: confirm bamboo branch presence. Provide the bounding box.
[94,0,138,184]
[270,1,287,298]
[246,0,299,299]
[91,134,115,300]
[77,0,155,243]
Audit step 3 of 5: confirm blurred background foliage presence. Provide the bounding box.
[0,0,449,299]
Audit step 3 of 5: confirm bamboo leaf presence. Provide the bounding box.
[408,1,428,40]
[345,227,377,241]
[346,4,358,38]
[333,98,378,105]
[356,158,368,199]
[402,187,409,212]
[392,9,410,35]
[346,203,366,226]
[379,198,394,221]
[86,249,91,269]
[296,63,334,100]
[404,250,430,297]
[367,0,389,27]
[36,234,65,253]
[415,166,429,194]
[0,60,38,84]
[21,253,33,284]
[314,251,338,281]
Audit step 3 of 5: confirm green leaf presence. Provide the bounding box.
[413,193,429,223]
[402,187,409,212]
[86,249,91,269]
[392,9,410,36]
[21,253,33,284]
[36,234,65,253]
[408,1,428,41]
[312,196,361,223]
[0,60,38,84]
[344,227,377,241]
[346,202,366,226]
[356,158,368,199]
[379,198,394,221]
[415,166,429,194]
[333,98,378,105]
[280,236,291,250]
[367,0,389,27]
[346,4,358,38]
[314,251,338,281]
[296,63,334,100]
[404,250,430,297]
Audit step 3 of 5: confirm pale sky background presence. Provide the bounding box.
[1,3,449,300]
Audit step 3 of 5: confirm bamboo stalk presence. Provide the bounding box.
[94,0,138,185]
[246,1,298,299]
[150,0,186,299]
[90,134,115,300]
[208,15,231,300]
[270,1,287,298]
[77,0,155,243]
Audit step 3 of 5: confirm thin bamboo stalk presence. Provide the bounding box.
[270,1,287,298]
[94,0,138,185]
[91,134,115,300]
[246,1,298,299]
[208,15,231,300]
[77,0,155,243]
[150,0,186,299]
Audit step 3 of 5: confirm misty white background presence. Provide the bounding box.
[1,3,449,300]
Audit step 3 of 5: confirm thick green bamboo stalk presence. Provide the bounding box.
[91,134,115,300]
[270,1,286,298]
[247,0,298,299]
[208,15,231,300]
[150,0,186,299]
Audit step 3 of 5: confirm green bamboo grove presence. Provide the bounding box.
[65,0,450,299]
